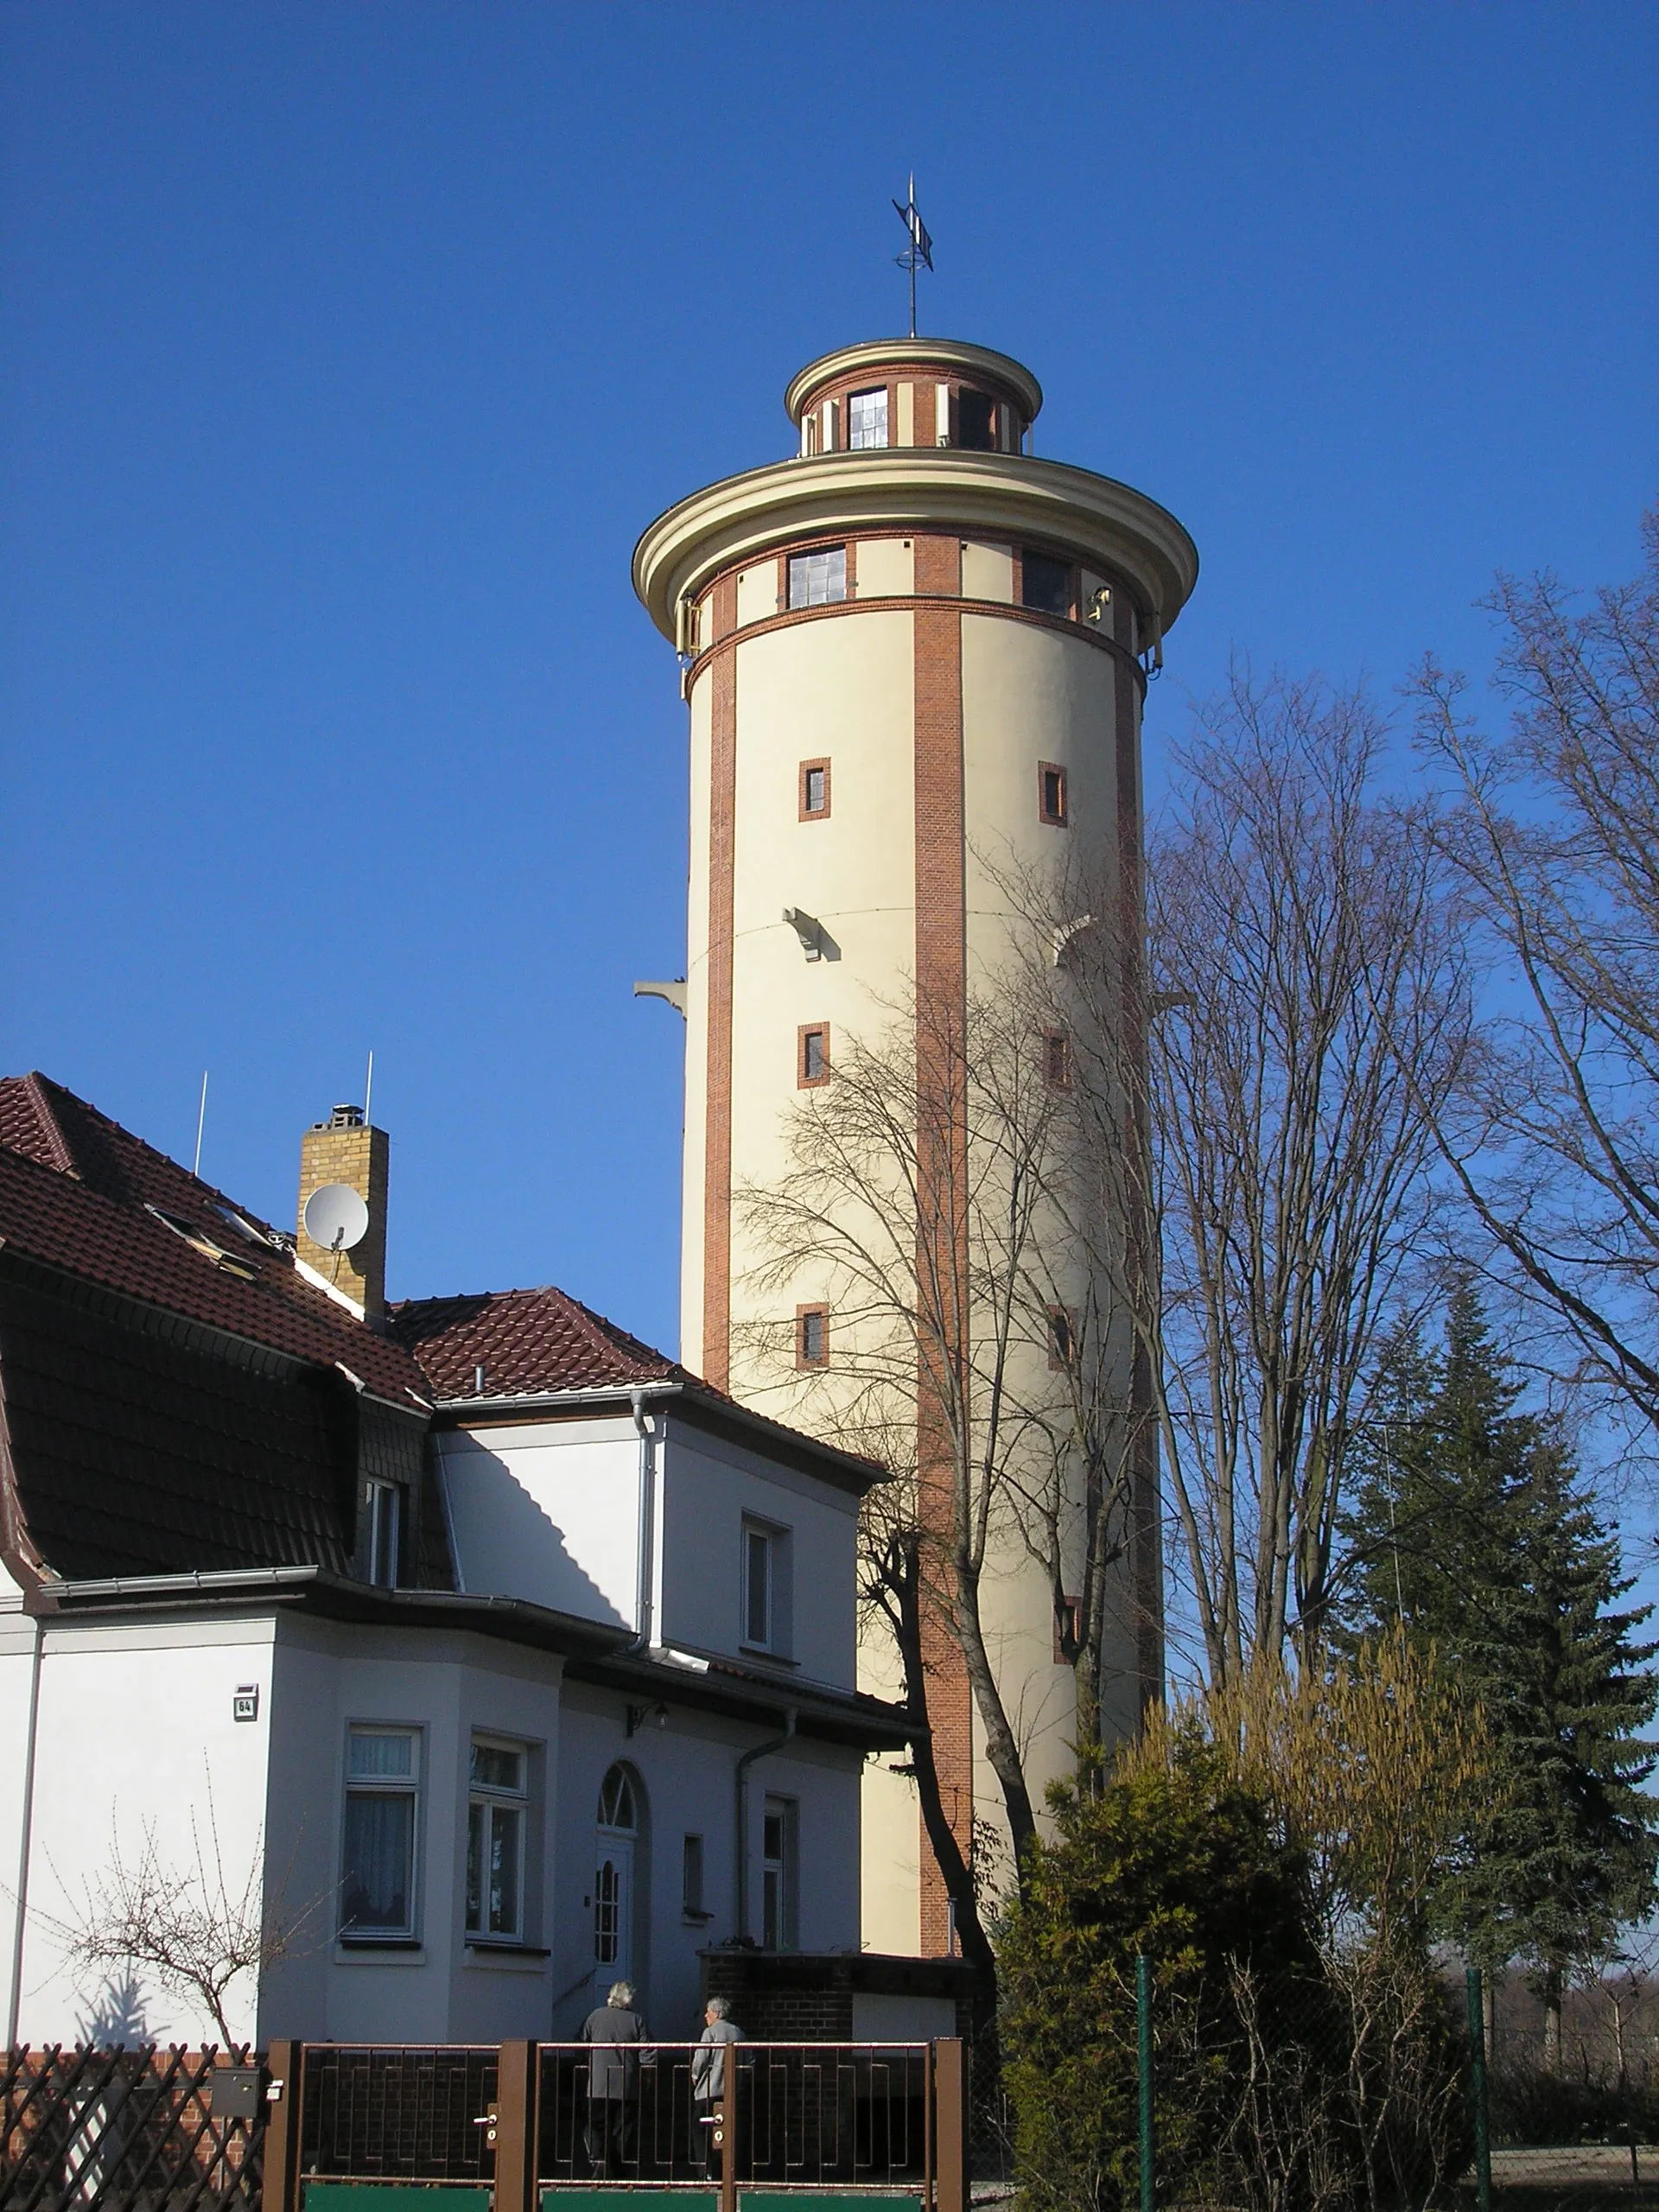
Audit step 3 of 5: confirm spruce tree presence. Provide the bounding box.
[1338,1284,1659,2059]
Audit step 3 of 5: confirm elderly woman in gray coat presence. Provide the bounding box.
[580,1980,648,2176]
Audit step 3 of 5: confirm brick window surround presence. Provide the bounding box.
[796,1304,830,1369]
[798,1024,831,1088]
[1039,762,1069,827]
[1042,1029,1071,1091]
[799,759,831,821]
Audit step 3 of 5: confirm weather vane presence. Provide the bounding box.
[892,175,932,340]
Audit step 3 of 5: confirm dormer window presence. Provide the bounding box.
[366,1480,402,1589]
[788,546,847,609]
[957,390,996,451]
[848,389,888,451]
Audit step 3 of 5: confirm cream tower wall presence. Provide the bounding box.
[638,338,1198,1956]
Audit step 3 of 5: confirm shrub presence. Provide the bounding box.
[997,1729,1325,2212]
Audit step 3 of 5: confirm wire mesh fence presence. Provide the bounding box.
[0,2045,264,2212]
[1002,1955,1659,2212]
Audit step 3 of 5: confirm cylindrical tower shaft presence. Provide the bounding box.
[635,337,1198,1955]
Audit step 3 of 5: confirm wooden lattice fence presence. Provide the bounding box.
[0,2047,264,2212]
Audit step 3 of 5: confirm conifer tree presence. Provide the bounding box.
[1338,1283,1659,2061]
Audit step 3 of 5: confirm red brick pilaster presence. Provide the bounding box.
[912,536,975,1955]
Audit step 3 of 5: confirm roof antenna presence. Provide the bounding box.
[364,1049,374,1128]
[892,175,933,340]
[193,1071,209,1179]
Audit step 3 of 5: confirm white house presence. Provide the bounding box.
[0,1074,917,2050]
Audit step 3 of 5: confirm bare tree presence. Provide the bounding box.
[1410,510,1659,1437]
[37,1780,323,2044]
[1044,669,1472,1681]
[736,980,1146,1941]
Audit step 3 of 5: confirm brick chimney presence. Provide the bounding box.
[296,1103,390,1326]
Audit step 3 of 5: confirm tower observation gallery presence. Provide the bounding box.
[633,335,1198,1956]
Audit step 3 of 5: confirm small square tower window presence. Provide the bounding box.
[799,1024,830,1086]
[1047,1305,1078,1370]
[797,1305,830,1368]
[788,546,847,609]
[848,389,888,451]
[1022,549,1073,618]
[1039,763,1069,827]
[799,760,830,820]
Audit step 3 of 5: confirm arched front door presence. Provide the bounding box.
[594,1764,640,1987]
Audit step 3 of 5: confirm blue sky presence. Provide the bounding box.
[3,2,1656,1359]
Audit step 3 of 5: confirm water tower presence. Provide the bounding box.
[634,334,1198,1954]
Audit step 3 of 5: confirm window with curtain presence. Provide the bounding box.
[340,1726,420,1937]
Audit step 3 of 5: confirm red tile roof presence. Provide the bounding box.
[0,1074,428,1407]
[390,1283,692,1400]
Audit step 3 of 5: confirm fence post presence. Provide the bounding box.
[494,2042,537,2212]
[933,2038,968,2212]
[1136,1955,1154,2212]
[261,2041,303,2212]
[718,2039,738,2212]
[1465,1967,1491,2212]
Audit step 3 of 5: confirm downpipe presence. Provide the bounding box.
[626,1389,660,1654]
[734,1709,796,1942]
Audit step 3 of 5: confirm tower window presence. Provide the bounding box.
[796,1305,830,1368]
[848,389,888,451]
[957,390,996,452]
[1043,1030,1072,1090]
[799,759,831,820]
[1048,1306,1078,1370]
[799,1024,830,1087]
[788,546,847,609]
[1022,549,1074,618]
[1039,763,1069,827]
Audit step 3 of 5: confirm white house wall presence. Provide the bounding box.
[554,1683,863,2044]
[2,1605,279,2048]
[262,1613,568,2045]
[657,1420,858,1687]
[436,1421,639,1624]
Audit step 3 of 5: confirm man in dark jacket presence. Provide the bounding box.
[580,1980,648,2176]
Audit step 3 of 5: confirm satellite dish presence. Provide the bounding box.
[303,1182,370,1254]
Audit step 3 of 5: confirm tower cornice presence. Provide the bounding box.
[632,450,1199,645]
[784,338,1044,426]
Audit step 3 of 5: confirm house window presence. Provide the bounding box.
[788,545,847,609]
[1043,1030,1071,1090]
[745,1523,773,1647]
[366,1480,401,1589]
[1022,549,1073,618]
[799,1024,830,1087]
[1039,763,1069,827]
[340,1726,420,1938]
[957,390,996,451]
[799,760,830,820]
[1048,1306,1078,1370]
[796,1305,830,1369]
[848,389,888,450]
[683,1833,708,1920]
[762,1796,798,1949]
[466,1737,528,1942]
